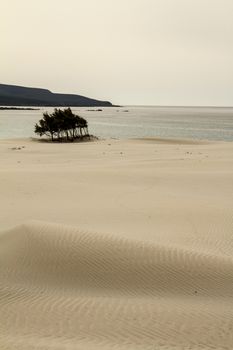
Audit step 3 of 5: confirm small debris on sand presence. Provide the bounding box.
[10,146,26,151]
[10,147,21,151]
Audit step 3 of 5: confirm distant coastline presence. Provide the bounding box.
[0,83,114,107]
[0,107,40,111]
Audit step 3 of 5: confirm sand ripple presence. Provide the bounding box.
[1,221,233,349]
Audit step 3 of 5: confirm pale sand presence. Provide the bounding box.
[0,137,233,349]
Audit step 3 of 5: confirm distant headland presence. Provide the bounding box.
[0,83,114,107]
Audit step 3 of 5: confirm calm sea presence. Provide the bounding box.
[0,106,233,141]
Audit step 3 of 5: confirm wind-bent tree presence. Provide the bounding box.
[34,108,89,142]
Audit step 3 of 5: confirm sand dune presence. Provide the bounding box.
[0,138,233,349]
[1,221,233,349]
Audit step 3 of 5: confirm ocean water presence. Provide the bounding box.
[0,106,233,141]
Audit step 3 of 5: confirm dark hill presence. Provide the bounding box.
[0,84,113,107]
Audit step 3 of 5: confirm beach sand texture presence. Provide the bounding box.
[0,138,233,349]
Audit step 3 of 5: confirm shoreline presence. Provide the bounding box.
[0,135,230,144]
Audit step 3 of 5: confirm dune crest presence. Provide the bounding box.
[1,221,233,349]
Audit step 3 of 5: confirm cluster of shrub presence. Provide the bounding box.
[35,108,89,142]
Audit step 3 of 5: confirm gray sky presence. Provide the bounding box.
[1,0,233,105]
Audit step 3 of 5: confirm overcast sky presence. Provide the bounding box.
[1,0,233,105]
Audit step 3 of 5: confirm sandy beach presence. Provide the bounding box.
[0,137,233,349]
